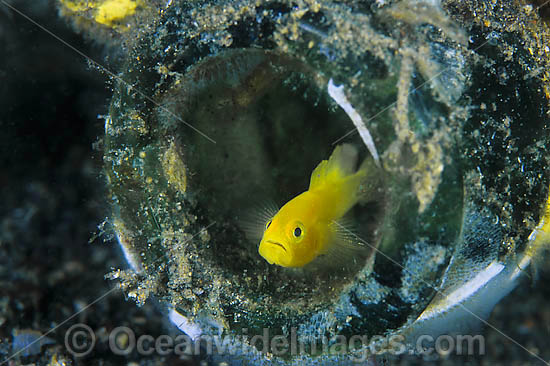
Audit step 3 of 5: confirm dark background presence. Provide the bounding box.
[0,1,178,365]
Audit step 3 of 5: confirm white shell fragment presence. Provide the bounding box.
[327,79,380,166]
[168,308,203,341]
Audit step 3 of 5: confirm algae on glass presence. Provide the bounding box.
[95,0,550,363]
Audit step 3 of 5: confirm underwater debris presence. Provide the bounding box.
[161,141,188,194]
[11,329,55,357]
[100,0,550,363]
[328,79,380,166]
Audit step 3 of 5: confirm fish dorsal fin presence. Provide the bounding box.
[309,144,358,190]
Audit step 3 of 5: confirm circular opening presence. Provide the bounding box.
[103,3,550,358]
[158,49,388,328]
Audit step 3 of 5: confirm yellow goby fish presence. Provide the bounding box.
[258,144,374,267]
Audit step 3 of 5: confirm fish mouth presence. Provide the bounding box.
[266,240,287,252]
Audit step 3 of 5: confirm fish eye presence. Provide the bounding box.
[291,222,305,241]
[265,220,272,230]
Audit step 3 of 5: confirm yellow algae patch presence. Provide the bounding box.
[95,0,139,27]
[161,142,188,194]
[58,0,142,30]
[526,186,550,257]
[524,184,550,277]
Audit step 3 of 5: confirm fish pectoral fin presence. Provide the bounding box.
[309,219,371,270]
[239,200,280,243]
[330,219,367,250]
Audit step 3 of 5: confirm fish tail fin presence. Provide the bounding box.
[356,156,382,203]
[309,144,359,190]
